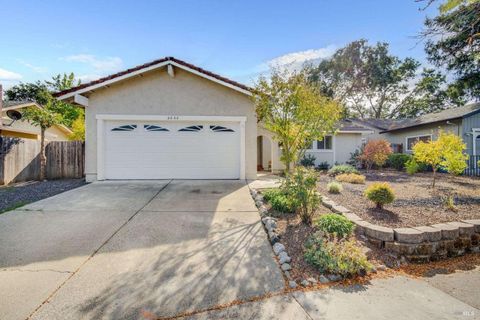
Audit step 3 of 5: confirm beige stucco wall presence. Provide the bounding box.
[1,116,70,141]
[386,120,462,153]
[84,67,257,180]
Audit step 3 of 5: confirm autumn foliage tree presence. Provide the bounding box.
[413,131,468,188]
[359,139,392,171]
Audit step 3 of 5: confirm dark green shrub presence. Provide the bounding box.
[299,154,316,167]
[304,232,372,276]
[328,165,359,176]
[315,214,354,238]
[263,188,283,202]
[316,161,330,171]
[327,181,343,194]
[387,153,412,170]
[364,182,395,209]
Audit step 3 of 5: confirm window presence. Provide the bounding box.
[179,125,203,132]
[210,125,234,132]
[111,124,137,132]
[316,136,333,150]
[144,125,169,132]
[406,135,431,151]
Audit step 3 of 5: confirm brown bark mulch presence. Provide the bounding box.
[318,170,480,228]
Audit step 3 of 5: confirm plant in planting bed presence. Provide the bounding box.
[335,173,366,184]
[304,231,372,276]
[358,139,392,171]
[364,182,395,209]
[263,188,298,213]
[286,166,320,224]
[316,161,330,171]
[299,154,316,167]
[387,153,412,170]
[327,181,343,194]
[327,164,359,176]
[315,214,354,238]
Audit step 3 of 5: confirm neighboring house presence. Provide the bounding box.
[1,101,72,141]
[351,103,480,156]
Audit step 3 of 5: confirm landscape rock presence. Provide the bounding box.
[273,243,285,255]
[281,263,292,271]
[269,234,280,245]
[462,219,480,233]
[447,221,475,236]
[327,274,342,282]
[365,224,394,242]
[289,281,297,289]
[377,264,387,271]
[278,251,291,264]
[301,280,309,287]
[431,223,460,240]
[284,271,292,280]
[265,219,277,231]
[307,277,317,284]
[319,275,330,284]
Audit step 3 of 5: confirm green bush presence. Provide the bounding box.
[299,154,316,167]
[335,173,366,184]
[328,165,359,176]
[304,232,372,276]
[327,181,343,194]
[270,193,298,213]
[284,166,320,224]
[263,188,283,202]
[405,158,419,174]
[364,182,395,209]
[387,153,412,170]
[315,214,354,238]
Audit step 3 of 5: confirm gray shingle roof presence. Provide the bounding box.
[337,120,373,132]
[381,103,480,132]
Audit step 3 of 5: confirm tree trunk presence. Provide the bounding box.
[40,127,46,181]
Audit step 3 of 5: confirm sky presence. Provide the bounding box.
[0,0,439,90]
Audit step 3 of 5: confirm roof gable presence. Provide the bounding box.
[54,57,253,100]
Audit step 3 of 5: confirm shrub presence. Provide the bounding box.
[364,182,395,209]
[387,153,412,170]
[285,166,320,224]
[270,193,298,213]
[405,158,419,175]
[315,214,354,238]
[262,188,283,202]
[328,164,359,176]
[317,161,330,171]
[346,147,362,167]
[304,232,372,276]
[299,154,316,167]
[327,181,343,194]
[335,173,366,184]
[358,139,392,171]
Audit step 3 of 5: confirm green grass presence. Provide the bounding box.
[0,201,29,214]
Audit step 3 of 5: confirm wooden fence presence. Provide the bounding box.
[0,137,84,185]
[465,155,480,177]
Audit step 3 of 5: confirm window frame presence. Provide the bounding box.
[308,135,334,152]
[405,134,432,152]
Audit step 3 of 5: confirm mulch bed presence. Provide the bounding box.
[317,170,480,228]
[0,179,86,213]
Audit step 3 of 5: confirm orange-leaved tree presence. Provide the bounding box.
[359,139,392,171]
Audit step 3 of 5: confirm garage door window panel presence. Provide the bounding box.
[111,124,137,132]
[179,125,203,132]
[144,124,169,132]
[210,125,234,132]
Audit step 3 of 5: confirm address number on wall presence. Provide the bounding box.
[167,116,180,120]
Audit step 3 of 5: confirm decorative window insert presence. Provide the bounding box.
[144,125,169,132]
[406,135,432,151]
[179,125,203,132]
[111,124,137,132]
[210,125,234,132]
[316,136,333,150]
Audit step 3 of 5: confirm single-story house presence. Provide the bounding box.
[1,101,72,141]
[350,103,480,156]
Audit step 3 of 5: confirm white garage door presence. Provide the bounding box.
[103,120,240,179]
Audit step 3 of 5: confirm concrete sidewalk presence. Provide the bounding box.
[180,272,480,320]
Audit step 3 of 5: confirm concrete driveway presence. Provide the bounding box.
[0,180,284,320]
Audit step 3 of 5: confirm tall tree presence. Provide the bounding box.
[307,39,419,119]
[5,73,82,127]
[254,68,342,173]
[421,0,480,100]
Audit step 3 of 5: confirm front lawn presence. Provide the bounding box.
[318,170,480,228]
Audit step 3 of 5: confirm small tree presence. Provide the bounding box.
[22,94,62,180]
[359,139,392,171]
[413,131,468,188]
[254,68,342,174]
[68,112,85,141]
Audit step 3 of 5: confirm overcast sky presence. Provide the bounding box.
[0,0,438,90]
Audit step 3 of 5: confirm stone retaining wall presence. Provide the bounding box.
[321,197,480,262]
